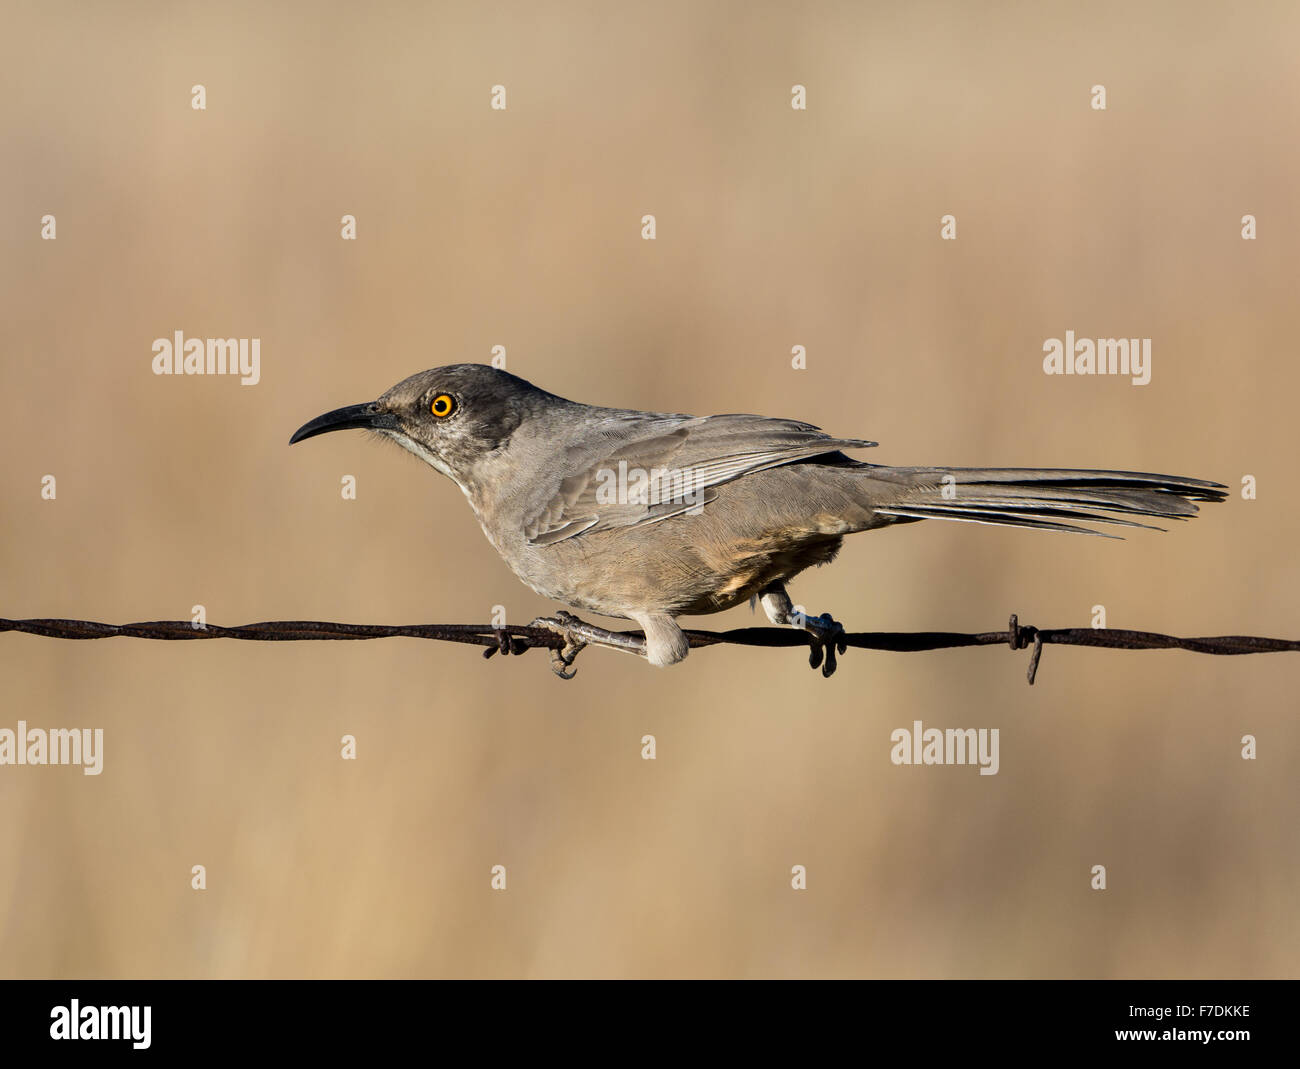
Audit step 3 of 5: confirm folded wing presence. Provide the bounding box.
[523,412,875,546]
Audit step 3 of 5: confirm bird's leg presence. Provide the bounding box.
[757,583,848,677]
[528,610,647,678]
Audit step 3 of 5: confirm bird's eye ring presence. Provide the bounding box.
[430,393,456,418]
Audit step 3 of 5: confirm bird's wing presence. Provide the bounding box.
[523,412,875,545]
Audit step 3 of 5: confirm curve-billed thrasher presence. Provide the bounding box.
[290,365,1224,671]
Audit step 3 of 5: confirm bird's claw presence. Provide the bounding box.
[802,613,847,677]
[529,611,588,679]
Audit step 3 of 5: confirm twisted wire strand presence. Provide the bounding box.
[4,614,1296,683]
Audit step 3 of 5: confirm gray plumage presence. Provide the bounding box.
[291,365,1226,668]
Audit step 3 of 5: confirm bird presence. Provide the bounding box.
[290,364,1225,674]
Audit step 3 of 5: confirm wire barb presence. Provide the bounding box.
[2,615,1298,683]
[1007,614,1045,684]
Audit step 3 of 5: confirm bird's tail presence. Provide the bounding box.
[862,466,1227,538]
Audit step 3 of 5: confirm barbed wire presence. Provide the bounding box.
[2,614,1296,682]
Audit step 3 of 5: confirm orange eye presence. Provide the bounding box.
[430,393,456,418]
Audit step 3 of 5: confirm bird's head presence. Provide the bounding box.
[289,364,553,485]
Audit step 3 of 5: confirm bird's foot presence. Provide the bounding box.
[527,611,646,679]
[799,611,848,677]
[529,611,588,678]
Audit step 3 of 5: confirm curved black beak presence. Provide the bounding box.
[289,402,399,445]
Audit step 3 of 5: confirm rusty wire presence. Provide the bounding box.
[2,613,1297,683]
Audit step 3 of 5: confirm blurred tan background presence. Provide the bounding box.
[1,0,1297,978]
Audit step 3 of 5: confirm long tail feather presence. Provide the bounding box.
[867,466,1227,537]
